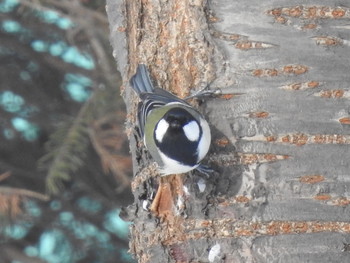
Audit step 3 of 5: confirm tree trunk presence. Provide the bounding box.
[107,0,350,262]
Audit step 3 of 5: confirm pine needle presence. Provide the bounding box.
[39,95,92,195]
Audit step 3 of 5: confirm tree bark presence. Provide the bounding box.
[107,0,350,262]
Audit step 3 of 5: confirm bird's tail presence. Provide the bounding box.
[130,64,155,94]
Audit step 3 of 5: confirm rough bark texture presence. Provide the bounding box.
[107,0,350,262]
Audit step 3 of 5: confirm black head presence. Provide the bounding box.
[164,107,193,130]
[154,107,202,166]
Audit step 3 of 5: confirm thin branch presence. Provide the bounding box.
[0,187,49,201]
[0,172,11,183]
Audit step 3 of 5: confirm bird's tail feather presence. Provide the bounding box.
[130,64,155,94]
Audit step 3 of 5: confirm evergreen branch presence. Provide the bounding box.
[0,187,49,201]
[0,172,49,219]
[38,90,108,195]
[41,97,92,195]
[0,172,48,201]
[0,193,22,219]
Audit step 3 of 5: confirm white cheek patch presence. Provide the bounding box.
[155,119,169,143]
[183,121,200,142]
[197,118,211,161]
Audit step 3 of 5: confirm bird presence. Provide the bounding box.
[130,64,211,175]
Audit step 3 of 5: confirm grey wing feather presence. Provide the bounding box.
[130,64,155,94]
[139,88,189,105]
[130,64,190,136]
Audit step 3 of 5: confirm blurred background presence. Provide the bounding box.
[0,0,135,262]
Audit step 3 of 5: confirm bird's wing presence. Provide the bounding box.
[137,88,190,136]
[130,64,190,136]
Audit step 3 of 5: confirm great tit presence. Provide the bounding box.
[130,64,211,175]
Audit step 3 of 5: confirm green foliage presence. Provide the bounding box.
[39,77,124,195]
[38,104,91,195]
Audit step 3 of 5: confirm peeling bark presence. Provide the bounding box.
[107,0,350,262]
